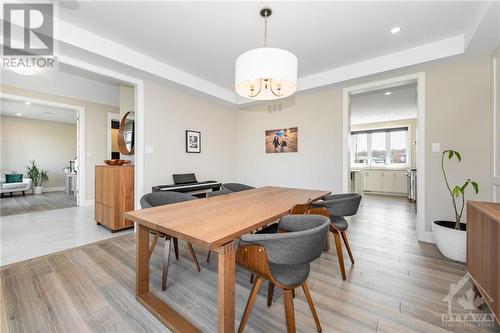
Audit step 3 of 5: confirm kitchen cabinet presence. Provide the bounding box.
[360,170,407,195]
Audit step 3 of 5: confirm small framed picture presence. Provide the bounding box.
[186,130,201,153]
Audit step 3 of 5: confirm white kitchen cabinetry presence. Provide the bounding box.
[361,170,408,195]
[363,171,382,192]
[394,172,408,194]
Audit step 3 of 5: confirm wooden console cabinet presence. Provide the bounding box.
[95,165,134,231]
[467,201,500,324]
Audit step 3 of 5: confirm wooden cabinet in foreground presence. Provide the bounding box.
[95,165,134,232]
[467,201,500,324]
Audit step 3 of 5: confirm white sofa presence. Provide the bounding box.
[0,171,32,197]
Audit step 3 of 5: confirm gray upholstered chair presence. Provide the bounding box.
[236,214,330,333]
[140,192,201,290]
[222,183,254,192]
[311,193,362,280]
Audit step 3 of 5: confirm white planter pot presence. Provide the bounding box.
[432,221,466,262]
[33,186,43,195]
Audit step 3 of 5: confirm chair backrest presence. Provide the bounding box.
[222,183,255,192]
[312,193,362,217]
[207,188,233,197]
[240,214,329,266]
[140,191,197,208]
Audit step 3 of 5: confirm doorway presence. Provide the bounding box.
[342,73,428,242]
[0,94,85,213]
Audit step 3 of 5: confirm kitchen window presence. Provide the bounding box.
[351,127,409,168]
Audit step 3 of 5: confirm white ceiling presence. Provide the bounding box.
[57,1,491,93]
[0,98,77,124]
[350,84,417,125]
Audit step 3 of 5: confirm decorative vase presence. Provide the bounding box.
[432,221,466,262]
[33,186,43,195]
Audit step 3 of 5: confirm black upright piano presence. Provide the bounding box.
[152,173,222,198]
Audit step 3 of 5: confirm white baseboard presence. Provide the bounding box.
[80,200,94,207]
[418,231,435,243]
[43,186,66,193]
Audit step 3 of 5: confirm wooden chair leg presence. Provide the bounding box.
[173,237,179,260]
[148,233,159,259]
[283,289,296,333]
[292,289,295,298]
[238,277,263,333]
[302,282,322,332]
[332,231,347,280]
[187,242,201,272]
[162,237,172,290]
[267,282,275,307]
[206,250,212,263]
[340,231,355,264]
[249,273,254,284]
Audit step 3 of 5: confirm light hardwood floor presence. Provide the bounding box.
[1,195,498,332]
[0,191,76,216]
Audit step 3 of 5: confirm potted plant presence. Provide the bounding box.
[25,160,49,195]
[432,150,479,262]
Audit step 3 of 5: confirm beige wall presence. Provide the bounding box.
[424,55,492,226]
[236,88,343,191]
[0,85,119,202]
[143,80,237,194]
[1,116,76,189]
[236,55,492,231]
[351,118,418,168]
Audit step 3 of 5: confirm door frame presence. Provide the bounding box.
[342,72,430,242]
[493,56,500,201]
[107,112,122,160]
[1,93,85,207]
[57,55,145,210]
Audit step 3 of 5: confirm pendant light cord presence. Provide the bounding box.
[264,11,268,47]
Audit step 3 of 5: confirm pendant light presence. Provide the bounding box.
[235,8,298,100]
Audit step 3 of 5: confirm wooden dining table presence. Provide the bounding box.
[125,186,330,333]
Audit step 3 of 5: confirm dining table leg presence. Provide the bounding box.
[214,241,236,333]
[136,224,200,333]
[136,223,150,296]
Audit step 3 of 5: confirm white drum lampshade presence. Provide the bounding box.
[235,47,297,100]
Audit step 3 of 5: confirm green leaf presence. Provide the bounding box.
[448,150,454,159]
[452,186,462,197]
[454,151,462,162]
[460,181,469,193]
[471,181,479,194]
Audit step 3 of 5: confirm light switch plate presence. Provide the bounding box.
[432,143,441,152]
[145,145,154,154]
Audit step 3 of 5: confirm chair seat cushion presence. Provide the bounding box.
[269,262,310,288]
[331,216,348,231]
[2,182,26,190]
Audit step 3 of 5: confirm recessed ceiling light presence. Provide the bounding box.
[385,91,392,96]
[25,101,31,105]
[16,113,22,116]
[390,26,401,34]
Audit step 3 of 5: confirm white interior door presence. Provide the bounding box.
[493,55,500,202]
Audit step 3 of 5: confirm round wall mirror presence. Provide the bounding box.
[118,111,135,155]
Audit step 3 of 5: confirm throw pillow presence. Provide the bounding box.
[5,174,23,183]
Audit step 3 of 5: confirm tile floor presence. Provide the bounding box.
[0,205,132,266]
